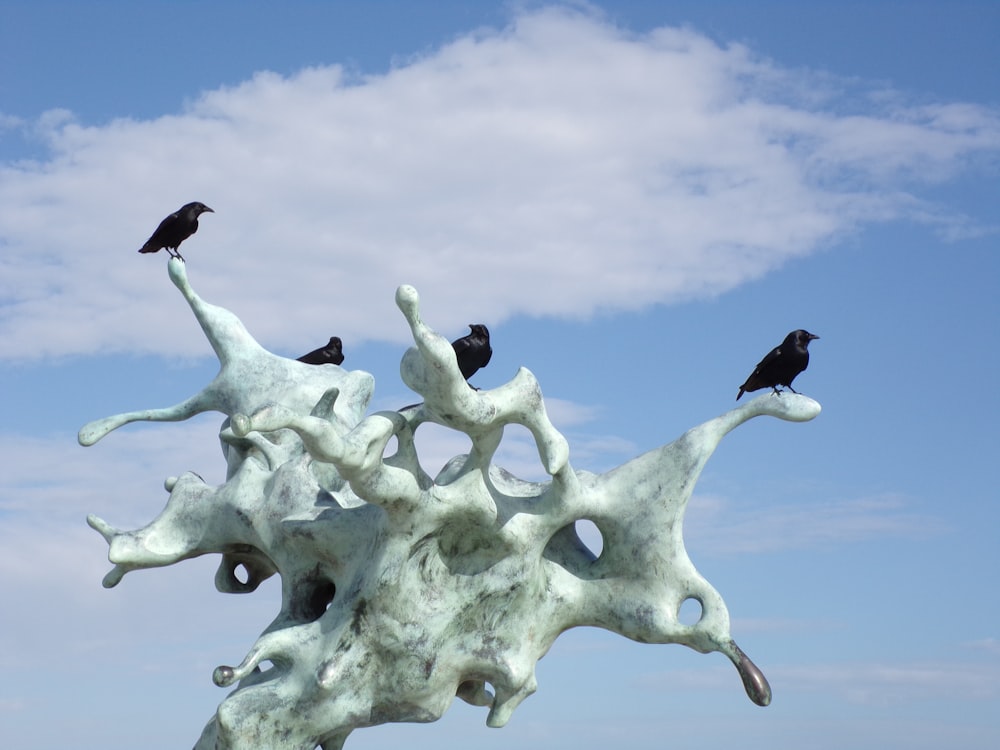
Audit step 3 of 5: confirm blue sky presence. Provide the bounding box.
[1,1,998,748]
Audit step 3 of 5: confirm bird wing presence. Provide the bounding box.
[753,345,782,373]
[144,212,182,247]
[156,211,182,234]
[738,345,781,392]
[139,215,171,252]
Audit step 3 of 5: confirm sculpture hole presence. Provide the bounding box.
[493,424,549,482]
[234,564,250,585]
[413,422,474,476]
[258,659,276,675]
[382,435,398,458]
[575,519,604,558]
[679,596,703,625]
[303,579,337,622]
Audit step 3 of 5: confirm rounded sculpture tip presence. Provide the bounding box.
[167,255,187,283]
[730,640,772,707]
[785,394,822,422]
[747,392,821,423]
[101,565,126,589]
[77,422,103,446]
[86,513,117,542]
[213,665,236,687]
[394,284,419,317]
[231,413,252,438]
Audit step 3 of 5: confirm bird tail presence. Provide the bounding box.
[736,388,745,401]
[138,243,158,254]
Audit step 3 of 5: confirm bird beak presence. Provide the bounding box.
[809,333,820,340]
[204,206,215,213]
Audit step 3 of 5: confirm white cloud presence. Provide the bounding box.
[1,7,998,363]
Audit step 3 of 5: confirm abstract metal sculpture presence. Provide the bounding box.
[81,258,820,749]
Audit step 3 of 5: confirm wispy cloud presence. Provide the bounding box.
[0,426,281,674]
[539,397,603,428]
[771,660,1000,705]
[965,637,1000,657]
[0,112,24,133]
[0,420,225,523]
[635,658,1000,705]
[686,492,944,554]
[729,616,845,634]
[0,697,26,714]
[1,7,998,360]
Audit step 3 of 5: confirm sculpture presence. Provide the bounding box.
[81,258,820,749]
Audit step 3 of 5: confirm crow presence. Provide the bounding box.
[297,336,344,366]
[737,329,819,400]
[452,324,492,381]
[138,202,214,261]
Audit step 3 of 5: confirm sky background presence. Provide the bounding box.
[1,1,998,748]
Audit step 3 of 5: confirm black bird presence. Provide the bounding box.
[138,202,214,261]
[737,329,819,400]
[452,324,492,381]
[297,336,344,366]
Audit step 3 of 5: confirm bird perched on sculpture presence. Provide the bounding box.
[297,337,345,366]
[138,202,214,261]
[452,324,492,381]
[737,329,819,400]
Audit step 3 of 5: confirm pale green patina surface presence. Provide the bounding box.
[81,258,820,750]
